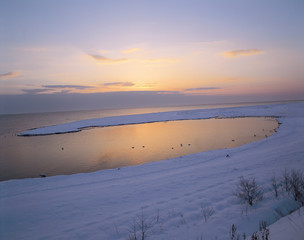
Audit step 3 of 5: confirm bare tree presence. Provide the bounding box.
[284,169,304,204]
[138,209,154,240]
[234,177,263,206]
[271,173,280,198]
[282,169,290,193]
[127,218,138,240]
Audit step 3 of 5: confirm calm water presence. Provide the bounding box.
[0,103,280,181]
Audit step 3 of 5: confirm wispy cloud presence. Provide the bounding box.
[87,52,179,64]
[0,72,19,79]
[222,49,263,58]
[184,87,221,91]
[22,88,54,94]
[122,48,140,54]
[103,82,135,87]
[42,85,95,90]
[87,54,129,63]
[23,85,96,94]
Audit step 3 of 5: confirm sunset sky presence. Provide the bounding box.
[1,0,304,113]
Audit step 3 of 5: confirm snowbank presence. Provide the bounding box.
[1,102,304,240]
[19,103,285,136]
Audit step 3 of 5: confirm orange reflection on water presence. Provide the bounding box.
[0,117,278,181]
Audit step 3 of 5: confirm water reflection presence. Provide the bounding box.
[0,117,278,181]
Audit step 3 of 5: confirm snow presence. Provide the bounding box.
[268,207,304,240]
[1,102,304,240]
[19,103,284,136]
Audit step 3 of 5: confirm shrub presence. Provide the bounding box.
[230,221,269,240]
[127,209,154,240]
[251,221,269,240]
[200,206,215,222]
[230,224,240,240]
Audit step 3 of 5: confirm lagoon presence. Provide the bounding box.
[0,117,278,181]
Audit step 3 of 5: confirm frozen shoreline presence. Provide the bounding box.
[19,103,283,136]
[1,102,304,239]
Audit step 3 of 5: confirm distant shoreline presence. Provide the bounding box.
[18,102,287,136]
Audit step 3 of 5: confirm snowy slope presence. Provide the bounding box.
[269,207,304,240]
[1,102,304,240]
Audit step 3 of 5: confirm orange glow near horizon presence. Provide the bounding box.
[10,43,302,98]
[0,29,302,99]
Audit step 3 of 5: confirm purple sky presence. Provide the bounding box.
[1,0,304,114]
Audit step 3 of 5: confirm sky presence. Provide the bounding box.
[0,0,304,114]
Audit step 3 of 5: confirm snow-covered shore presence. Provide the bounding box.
[19,103,284,136]
[1,102,304,239]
